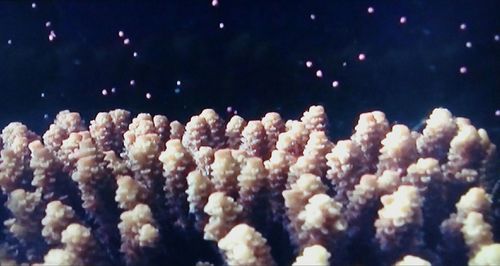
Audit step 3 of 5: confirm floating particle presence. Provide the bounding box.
[118,31,124,38]
[146,92,152,99]
[367,7,374,14]
[305,61,313,68]
[130,80,135,86]
[7,39,12,45]
[460,23,467,30]
[41,92,45,98]
[133,51,138,57]
[211,0,218,7]
[102,89,108,96]
[342,61,347,67]
[123,38,130,45]
[459,66,467,74]
[43,114,49,119]
[176,80,181,86]
[174,88,181,94]
[310,14,316,20]
[495,110,500,116]
[111,87,116,93]
[315,70,323,78]
[219,22,224,29]
[399,16,407,24]
[332,81,339,88]
[31,2,36,8]
[48,30,56,42]
[465,41,472,48]
[494,34,499,41]
[226,106,234,114]
[45,21,51,27]
[358,53,366,61]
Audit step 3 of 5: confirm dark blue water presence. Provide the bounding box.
[0,0,498,143]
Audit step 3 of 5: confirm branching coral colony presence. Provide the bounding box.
[0,105,498,266]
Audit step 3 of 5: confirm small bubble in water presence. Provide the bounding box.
[130,80,135,86]
[460,23,467,30]
[367,7,374,14]
[358,53,366,61]
[146,92,152,99]
[332,81,339,88]
[306,61,313,68]
[101,89,108,96]
[459,66,467,74]
[399,16,407,24]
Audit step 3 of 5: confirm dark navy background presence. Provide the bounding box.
[0,0,499,144]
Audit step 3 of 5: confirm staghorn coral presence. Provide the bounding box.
[0,106,497,266]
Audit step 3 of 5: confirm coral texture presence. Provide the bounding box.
[0,105,498,266]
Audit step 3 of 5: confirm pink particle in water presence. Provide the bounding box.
[219,22,224,29]
[358,53,366,61]
[101,89,108,96]
[367,7,374,14]
[118,31,124,38]
[48,30,56,41]
[211,0,218,7]
[305,61,313,68]
[123,38,130,45]
[399,16,407,24]
[146,92,152,99]
[460,23,467,30]
[332,81,339,88]
[130,80,135,86]
[316,70,323,78]
[459,66,467,74]
[495,110,500,116]
[133,52,138,57]
[310,14,316,20]
[45,21,51,27]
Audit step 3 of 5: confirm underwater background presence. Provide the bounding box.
[0,0,498,142]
